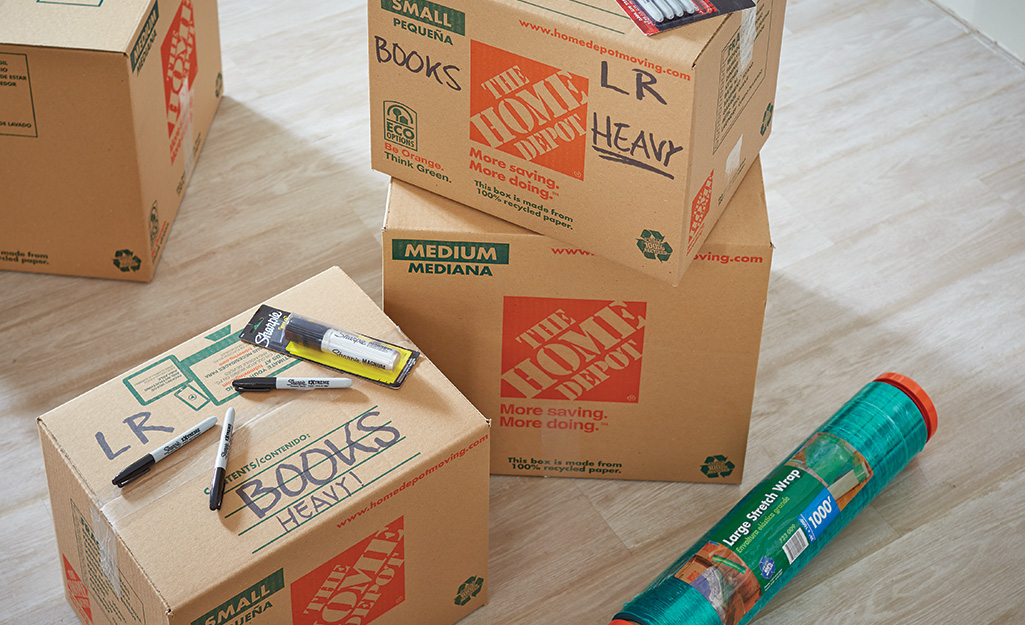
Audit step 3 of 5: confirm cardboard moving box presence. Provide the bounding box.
[369,0,785,285]
[383,159,772,483]
[1,0,222,281]
[38,268,490,625]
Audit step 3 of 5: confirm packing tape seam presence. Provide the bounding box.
[97,394,301,530]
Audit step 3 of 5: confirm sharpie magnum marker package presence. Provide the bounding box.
[240,305,419,388]
[617,0,756,36]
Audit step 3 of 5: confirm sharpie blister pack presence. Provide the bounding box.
[616,0,756,35]
[239,304,419,388]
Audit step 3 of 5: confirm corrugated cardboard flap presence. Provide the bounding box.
[0,0,156,53]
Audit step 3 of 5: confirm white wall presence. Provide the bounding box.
[933,0,1025,62]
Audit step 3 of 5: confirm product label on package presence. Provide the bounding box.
[672,432,872,625]
[714,0,770,151]
[391,238,509,277]
[131,1,160,73]
[500,296,646,402]
[122,324,298,411]
[381,0,464,36]
[192,569,284,625]
[291,517,405,625]
[0,53,38,137]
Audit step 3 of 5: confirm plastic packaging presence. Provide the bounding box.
[611,373,937,625]
[239,305,419,388]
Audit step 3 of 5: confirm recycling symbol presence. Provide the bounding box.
[701,454,735,479]
[112,249,142,272]
[636,229,673,262]
[761,102,774,135]
[454,575,484,606]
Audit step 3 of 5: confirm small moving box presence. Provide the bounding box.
[1,0,222,280]
[384,159,772,483]
[38,268,490,625]
[369,0,785,285]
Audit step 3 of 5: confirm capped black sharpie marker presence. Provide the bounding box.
[209,407,236,511]
[232,377,353,393]
[112,416,217,488]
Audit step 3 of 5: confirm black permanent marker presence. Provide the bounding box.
[209,407,235,511]
[232,377,353,393]
[112,416,217,488]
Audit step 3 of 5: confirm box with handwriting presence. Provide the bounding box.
[38,267,490,625]
[369,0,784,285]
[383,159,772,482]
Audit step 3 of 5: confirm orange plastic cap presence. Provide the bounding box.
[610,620,639,625]
[875,372,938,442]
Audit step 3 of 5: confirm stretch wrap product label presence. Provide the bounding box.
[673,431,872,624]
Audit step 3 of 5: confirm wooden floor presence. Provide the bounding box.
[3,0,1024,623]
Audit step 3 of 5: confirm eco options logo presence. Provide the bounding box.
[384,101,417,150]
[501,296,646,402]
[470,41,588,180]
[291,517,405,625]
[161,0,198,164]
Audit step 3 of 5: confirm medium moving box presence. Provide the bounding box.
[369,0,784,285]
[38,268,490,625]
[383,159,772,483]
[1,0,222,281]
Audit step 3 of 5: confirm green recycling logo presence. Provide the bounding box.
[701,455,735,479]
[112,249,141,272]
[454,575,484,606]
[761,102,774,135]
[636,229,673,262]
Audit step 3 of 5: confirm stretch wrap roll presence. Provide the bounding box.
[613,373,937,625]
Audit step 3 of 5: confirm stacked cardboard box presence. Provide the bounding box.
[368,0,785,285]
[39,268,491,625]
[383,160,771,482]
[0,0,222,281]
[371,0,784,482]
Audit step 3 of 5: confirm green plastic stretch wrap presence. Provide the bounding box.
[612,373,937,625]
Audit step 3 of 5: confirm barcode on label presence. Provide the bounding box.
[783,528,809,564]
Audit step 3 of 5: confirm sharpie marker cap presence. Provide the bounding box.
[112,456,153,487]
[283,316,332,349]
[232,377,276,393]
[875,372,938,442]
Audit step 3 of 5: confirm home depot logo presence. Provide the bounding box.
[161,0,198,163]
[687,169,714,253]
[470,41,588,180]
[62,556,92,625]
[501,296,646,402]
[291,517,405,625]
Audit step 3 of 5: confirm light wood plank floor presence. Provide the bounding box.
[3,0,1024,623]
